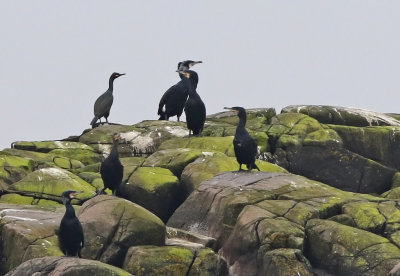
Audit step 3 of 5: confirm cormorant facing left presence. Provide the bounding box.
[224,107,260,172]
[99,132,123,196]
[59,190,84,257]
[90,72,125,128]
[158,60,202,121]
[179,69,206,136]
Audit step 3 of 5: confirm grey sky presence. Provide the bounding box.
[2,1,400,149]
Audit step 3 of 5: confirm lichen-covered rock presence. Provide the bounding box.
[119,167,181,222]
[11,140,95,153]
[122,246,228,276]
[342,201,386,233]
[207,108,276,129]
[159,137,235,157]
[256,248,314,276]
[180,153,287,196]
[306,219,400,276]
[166,227,216,250]
[48,148,103,165]
[0,204,64,274]
[77,195,165,267]
[282,105,400,127]
[5,256,132,276]
[79,121,188,157]
[6,167,95,204]
[0,154,34,189]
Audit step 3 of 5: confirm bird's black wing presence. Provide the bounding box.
[94,92,113,117]
[158,85,177,116]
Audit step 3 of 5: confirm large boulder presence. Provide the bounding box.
[5,256,132,276]
[281,105,400,127]
[0,154,34,189]
[0,204,64,274]
[306,219,400,276]
[119,167,182,222]
[122,245,228,276]
[77,195,165,267]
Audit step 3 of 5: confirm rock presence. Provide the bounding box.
[122,245,228,276]
[79,121,188,157]
[159,137,235,157]
[306,219,400,276]
[11,140,95,153]
[119,167,182,222]
[0,154,34,189]
[6,167,95,205]
[342,201,386,233]
[0,204,64,274]
[256,248,314,276]
[1,148,84,171]
[206,108,276,129]
[48,148,103,165]
[5,256,132,276]
[282,105,400,127]
[166,227,216,250]
[77,195,165,267]
[180,153,287,196]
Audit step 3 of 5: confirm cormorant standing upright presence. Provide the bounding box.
[90,72,125,128]
[179,69,206,136]
[158,60,202,121]
[224,107,260,171]
[99,132,123,195]
[59,190,84,257]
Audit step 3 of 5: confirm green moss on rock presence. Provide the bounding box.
[159,137,235,156]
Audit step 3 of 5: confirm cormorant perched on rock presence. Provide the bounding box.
[224,107,260,171]
[90,72,125,128]
[158,60,202,121]
[59,190,84,257]
[179,69,206,136]
[99,132,123,195]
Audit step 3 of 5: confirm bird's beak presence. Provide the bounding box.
[71,191,84,198]
[118,73,126,77]
[224,107,238,113]
[189,61,202,67]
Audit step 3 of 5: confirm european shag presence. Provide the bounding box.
[179,69,206,136]
[158,60,202,121]
[59,190,84,257]
[224,107,260,171]
[99,132,124,196]
[90,72,125,128]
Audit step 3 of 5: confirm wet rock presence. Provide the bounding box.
[5,256,132,276]
[77,195,165,267]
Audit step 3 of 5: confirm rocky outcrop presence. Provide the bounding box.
[5,256,132,276]
[77,195,165,267]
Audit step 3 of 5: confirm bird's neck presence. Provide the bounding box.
[110,141,119,159]
[65,201,76,218]
[183,78,197,96]
[108,78,115,92]
[237,115,247,129]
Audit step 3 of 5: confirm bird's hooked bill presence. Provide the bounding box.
[71,191,84,197]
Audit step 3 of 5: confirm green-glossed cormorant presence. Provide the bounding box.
[90,72,125,128]
[59,190,84,257]
[179,69,206,136]
[224,107,260,171]
[99,132,123,195]
[158,60,202,121]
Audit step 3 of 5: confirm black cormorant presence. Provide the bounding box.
[99,132,123,195]
[59,190,84,257]
[224,107,260,171]
[90,72,125,128]
[179,69,206,136]
[158,60,202,121]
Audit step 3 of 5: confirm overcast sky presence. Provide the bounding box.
[2,1,400,149]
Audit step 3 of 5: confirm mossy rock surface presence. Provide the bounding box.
[0,194,63,207]
[78,195,165,267]
[119,167,181,222]
[159,137,235,157]
[7,167,95,204]
[206,108,276,129]
[11,140,95,153]
[48,148,103,165]
[5,256,132,276]
[342,201,386,233]
[306,219,400,276]
[0,154,35,189]
[122,246,228,276]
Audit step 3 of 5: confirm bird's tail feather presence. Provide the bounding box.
[90,116,98,127]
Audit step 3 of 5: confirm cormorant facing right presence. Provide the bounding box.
[179,69,206,136]
[99,132,124,195]
[224,107,260,171]
[158,60,202,121]
[90,72,125,128]
[59,190,84,257]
